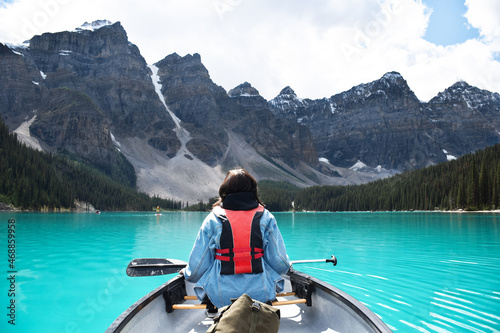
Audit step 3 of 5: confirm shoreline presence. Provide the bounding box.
[430,209,500,214]
[2,205,500,214]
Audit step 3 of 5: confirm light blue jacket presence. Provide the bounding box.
[184,208,291,308]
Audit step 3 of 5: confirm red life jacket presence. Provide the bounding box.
[214,205,265,275]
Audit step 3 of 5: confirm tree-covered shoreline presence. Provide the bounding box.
[3,114,500,213]
[256,144,500,212]
[0,117,181,211]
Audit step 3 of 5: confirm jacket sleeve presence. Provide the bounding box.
[263,211,291,275]
[184,213,216,283]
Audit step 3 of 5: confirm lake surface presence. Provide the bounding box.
[1,211,499,332]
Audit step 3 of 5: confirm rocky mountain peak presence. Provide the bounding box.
[268,86,307,119]
[228,82,260,97]
[449,80,471,90]
[160,52,203,65]
[433,81,473,100]
[156,52,209,81]
[279,86,296,96]
[430,80,499,108]
[344,71,414,99]
[28,20,133,61]
[380,71,404,84]
[75,20,114,32]
[0,43,12,55]
[329,71,420,116]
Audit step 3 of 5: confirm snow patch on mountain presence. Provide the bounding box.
[348,160,395,176]
[329,102,337,114]
[442,149,457,161]
[148,64,191,150]
[110,132,121,149]
[76,20,113,32]
[10,49,24,56]
[350,160,368,171]
[6,41,28,52]
[319,157,330,164]
[235,93,259,97]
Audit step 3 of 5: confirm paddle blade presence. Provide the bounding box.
[126,258,187,277]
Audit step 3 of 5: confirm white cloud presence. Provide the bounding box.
[0,0,499,101]
[465,0,500,41]
[463,0,500,93]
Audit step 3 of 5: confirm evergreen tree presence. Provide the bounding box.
[478,159,489,209]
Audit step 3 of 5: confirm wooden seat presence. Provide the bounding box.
[173,292,306,309]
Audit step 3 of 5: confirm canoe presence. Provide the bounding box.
[106,262,392,333]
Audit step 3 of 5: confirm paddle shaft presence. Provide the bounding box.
[127,255,336,277]
[291,255,337,266]
[292,259,328,264]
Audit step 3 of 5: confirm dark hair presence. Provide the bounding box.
[213,168,264,208]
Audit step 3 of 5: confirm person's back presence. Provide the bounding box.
[184,169,291,308]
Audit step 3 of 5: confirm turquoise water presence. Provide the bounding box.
[1,211,499,332]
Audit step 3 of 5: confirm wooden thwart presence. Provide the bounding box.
[183,292,296,301]
[175,292,305,309]
[172,304,208,310]
[272,298,307,306]
[183,296,198,300]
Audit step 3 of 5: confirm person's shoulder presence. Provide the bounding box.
[261,206,273,215]
[212,205,224,217]
[201,211,221,227]
[198,212,222,238]
[260,208,276,223]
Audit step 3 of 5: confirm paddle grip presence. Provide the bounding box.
[326,255,337,266]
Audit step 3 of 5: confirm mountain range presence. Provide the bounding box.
[1,20,499,203]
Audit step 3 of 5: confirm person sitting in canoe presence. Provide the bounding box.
[183,168,291,309]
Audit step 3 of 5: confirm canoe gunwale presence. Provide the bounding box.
[289,269,392,333]
[105,274,183,333]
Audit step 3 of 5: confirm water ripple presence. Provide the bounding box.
[431,302,497,325]
[434,291,474,304]
[377,303,399,312]
[420,320,454,333]
[400,319,432,332]
[430,313,487,333]
[391,298,412,306]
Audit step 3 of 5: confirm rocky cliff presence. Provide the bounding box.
[155,55,318,169]
[1,21,179,184]
[1,21,500,202]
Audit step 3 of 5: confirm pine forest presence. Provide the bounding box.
[0,117,181,211]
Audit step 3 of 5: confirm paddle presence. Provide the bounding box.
[126,258,188,277]
[126,255,336,277]
[291,255,337,266]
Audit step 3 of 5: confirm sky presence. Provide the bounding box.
[0,0,499,101]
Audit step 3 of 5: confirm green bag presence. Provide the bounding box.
[206,294,280,333]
